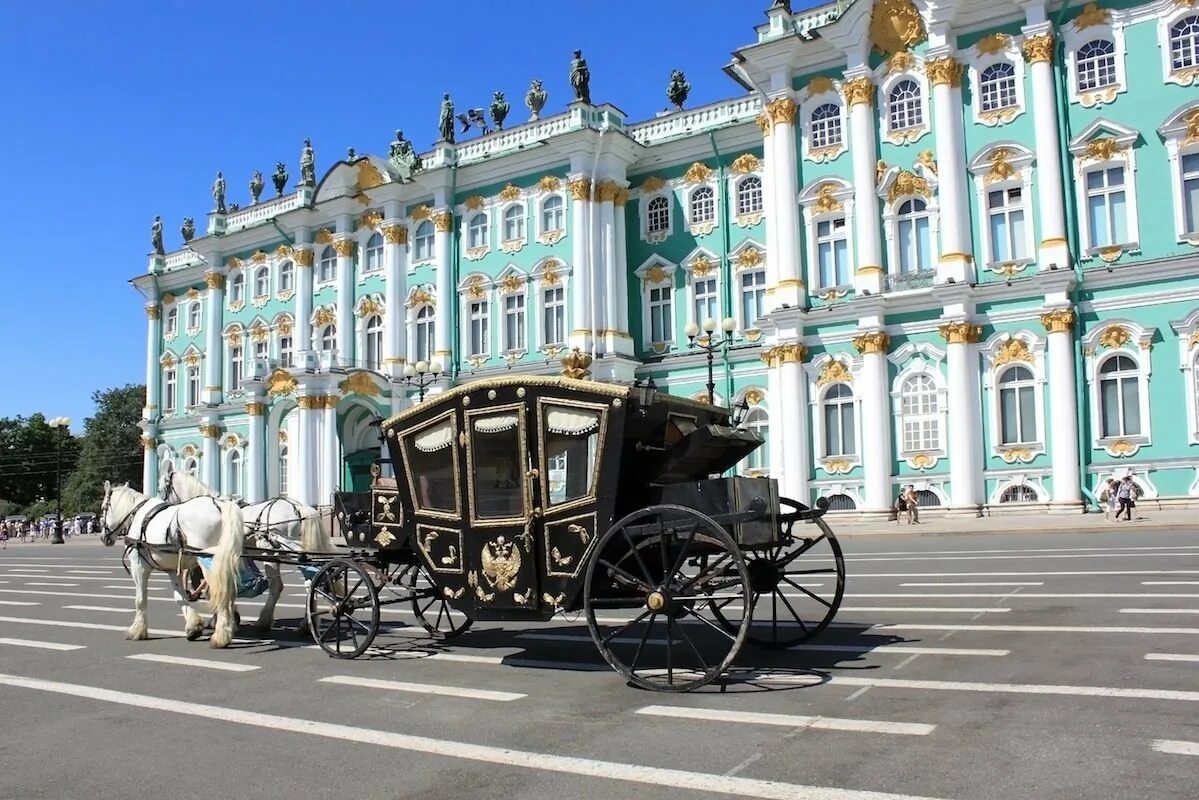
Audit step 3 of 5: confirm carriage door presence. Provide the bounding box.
[460,403,540,611]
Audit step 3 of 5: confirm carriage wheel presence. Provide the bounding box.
[407,562,473,640]
[306,558,380,658]
[584,504,751,692]
[710,499,846,648]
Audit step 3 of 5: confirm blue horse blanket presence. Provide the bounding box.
[195,555,270,599]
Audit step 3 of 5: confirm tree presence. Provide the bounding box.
[0,413,82,510]
[61,384,146,516]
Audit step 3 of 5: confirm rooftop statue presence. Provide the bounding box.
[439,93,455,144]
[490,91,510,130]
[212,171,227,214]
[300,138,316,186]
[570,50,591,105]
[667,69,691,111]
[525,79,547,121]
[181,217,195,243]
[249,170,264,205]
[346,146,356,161]
[272,162,289,196]
[151,216,164,255]
[388,129,423,181]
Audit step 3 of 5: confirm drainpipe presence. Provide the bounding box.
[708,130,735,407]
[588,126,607,363]
[268,218,294,245]
[448,162,461,381]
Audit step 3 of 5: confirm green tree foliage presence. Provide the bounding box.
[62,385,146,516]
[0,413,82,509]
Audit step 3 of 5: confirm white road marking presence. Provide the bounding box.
[849,593,1199,599]
[862,544,1199,557]
[854,553,1199,563]
[0,615,259,643]
[66,570,117,574]
[516,633,681,646]
[5,574,168,583]
[0,638,85,651]
[1144,653,1199,663]
[0,601,38,607]
[104,584,165,591]
[0,673,950,800]
[1120,609,1199,615]
[24,582,79,588]
[837,606,1011,613]
[635,705,934,736]
[1153,740,1199,756]
[1142,581,1199,585]
[320,675,525,702]
[9,568,49,573]
[64,605,132,614]
[747,673,1199,702]
[855,570,1199,578]
[839,622,1199,635]
[126,654,260,673]
[900,582,1044,587]
[789,644,1009,657]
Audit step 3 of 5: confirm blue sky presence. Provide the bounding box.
[0,0,791,430]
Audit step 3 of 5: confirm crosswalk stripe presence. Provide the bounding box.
[65,605,131,614]
[516,633,680,646]
[837,606,1011,613]
[0,637,85,651]
[320,675,525,702]
[5,574,168,583]
[0,615,258,643]
[840,622,1199,635]
[0,601,38,607]
[787,644,1008,657]
[854,553,1199,563]
[25,582,79,588]
[1120,608,1199,615]
[127,654,260,672]
[864,545,1199,557]
[849,593,1199,599]
[744,673,1199,702]
[634,705,935,736]
[1152,740,1199,756]
[854,570,1199,578]
[1144,653,1199,662]
[899,582,1044,587]
[1142,581,1199,585]
[0,672,949,800]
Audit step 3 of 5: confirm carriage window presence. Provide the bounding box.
[543,407,601,505]
[471,413,525,519]
[403,418,458,514]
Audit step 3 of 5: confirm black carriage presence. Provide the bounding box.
[319,375,846,691]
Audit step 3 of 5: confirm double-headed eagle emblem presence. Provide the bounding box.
[481,536,521,593]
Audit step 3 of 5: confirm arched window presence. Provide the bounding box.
[229,272,244,304]
[319,245,337,282]
[184,457,198,476]
[896,198,932,273]
[900,373,940,452]
[541,195,565,233]
[412,221,435,262]
[1076,39,1117,92]
[253,267,269,297]
[742,407,769,474]
[978,62,1017,112]
[1171,15,1199,72]
[888,80,923,131]
[736,177,763,216]
[823,383,856,457]
[826,493,856,511]
[503,205,525,242]
[227,451,242,498]
[810,103,842,149]
[468,213,489,249]
[646,196,670,234]
[320,324,337,354]
[164,306,178,336]
[164,368,177,412]
[363,233,384,272]
[1099,354,1141,437]
[739,269,767,330]
[998,365,1036,445]
[278,261,294,293]
[364,315,383,370]
[817,215,850,287]
[413,305,434,363]
[914,489,941,507]
[228,344,243,390]
[999,485,1038,503]
[690,186,715,224]
[188,302,201,330]
[278,445,289,497]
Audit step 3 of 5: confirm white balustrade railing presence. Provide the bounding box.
[224,193,304,233]
[453,111,582,165]
[628,96,763,145]
[164,249,202,270]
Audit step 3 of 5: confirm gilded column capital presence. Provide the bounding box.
[1040,308,1075,333]
[841,76,875,107]
[198,423,221,439]
[938,321,983,344]
[613,187,629,206]
[567,177,592,200]
[852,331,890,355]
[755,112,772,137]
[760,343,808,367]
[293,248,314,267]
[141,435,157,451]
[1022,32,1055,64]
[431,210,453,232]
[145,304,160,319]
[594,180,621,203]
[203,270,225,290]
[332,238,355,257]
[765,96,797,126]
[381,224,408,244]
[925,57,964,88]
[297,395,325,410]
[244,401,267,416]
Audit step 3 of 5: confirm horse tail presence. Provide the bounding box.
[300,508,333,554]
[206,499,245,613]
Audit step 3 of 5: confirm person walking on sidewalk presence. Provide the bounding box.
[1116,476,1136,521]
[1101,478,1120,521]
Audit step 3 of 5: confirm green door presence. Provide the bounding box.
[344,449,378,492]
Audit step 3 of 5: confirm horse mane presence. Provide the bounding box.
[174,471,217,499]
[110,485,146,520]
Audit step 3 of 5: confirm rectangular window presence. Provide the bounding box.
[987,187,1028,263]
[816,217,849,287]
[897,216,931,273]
[279,336,293,368]
[503,293,526,352]
[1000,385,1036,444]
[186,367,200,407]
[693,277,718,324]
[542,287,565,347]
[469,301,489,357]
[1183,153,1199,235]
[739,271,766,330]
[164,370,177,412]
[253,340,268,363]
[1085,166,1128,247]
[648,285,673,343]
[229,347,242,390]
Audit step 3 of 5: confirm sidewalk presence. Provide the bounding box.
[830,507,1198,537]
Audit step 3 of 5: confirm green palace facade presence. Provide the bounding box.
[132,0,1199,517]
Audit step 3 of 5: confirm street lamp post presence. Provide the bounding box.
[402,360,443,403]
[47,416,71,545]
[685,317,737,405]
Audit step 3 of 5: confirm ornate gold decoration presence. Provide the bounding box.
[1097,246,1124,264]
[407,287,434,308]
[314,308,335,328]
[410,205,431,221]
[976,33,1011,55]
[198,423,221,440]
[887,51,915,74]
[1040,309,1075,333]
[294,248,314,267]
[538,175,561,192]
[1183,109,1199,146]
[161,293,176,306]
[540,260,561,286]
[381,224,407,244]
[498,184,522,202]
[297,395,324,410]
[1106,439,1138,457]
[980,108,1019,126]
[993,338,1033,366]
[842,76,875,107]
[733,248,763,270]
[561,348,593,380]
[909,452,935,470]
[1083,137,1121,162]
[332,238,354,257]
[822,458,854,475]
[180,444,197,458]
[160,354,177,368]
[1022,33,1055,64]
[145,304,160,319]
[265,369,296,397]
[869,0,927,55]
[339,371,381,397]
[466,274,487,300]
[807,75,834,96]
[985,148,1017,184]
[275,245,293,260]
[225,256,242,270]
[595,180,621,202]
[222,433,241,449]
[876,160,888,186]
[816,360,853,386]
[744,388,765,406]
[359,210,383,230]
[639,176,664,194]
[613,187,629,206]
[642,264,669,285]
[183,353,201,367]
[1099,325,1131,349]
[204,271,225,290]
[1189,330,1199,349]
[766,97,798,125]
[1073,2,1110,30]
[141,435,157,451]
[925,57,964,87]
[244,401,266,417]
[499,274,524,294]
[250,250,268,264]
[755,112,772,136]
[480,536,522,593]
[690,256,716,277]
[761,343,807,366]
[431,210,453,232]
[568,177,593,200]
[730,154,760,175]
[277,318,292,336]
[916,150,937,175]
[357,297,383,318]
[886,169,931,203]
[813,182,844,214]
[314,228,335,244]
[853,331,890,355]
[185,288,201,301]
[939,322,983,344]
[463,195,485,211]
[355,160,386,190]
[998,447,1034,464]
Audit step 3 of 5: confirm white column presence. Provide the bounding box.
[293,395,318,507]
[761,96,806,310]
[144,303,161,419]
[382,216,408,374]
[927,57,974,284]
[432,209,454,362]
[294,231,314,365]
[765,358,785,478]
[843,76,884,295]
[779,350,810,503]
[940,322,984,511]
[613,189,630,333]
[202,269,225,405]
[597,181,627,354]
[853,331,892,512]
[246,398,266,503]
[322,397,340,505]
[201,422,220,492]
[568,176,592,351]
[1022,30,1070,269]
[141,432,157,494]
[334,234,355,367]
[760,116,781,298]
[1042,309,1082,506]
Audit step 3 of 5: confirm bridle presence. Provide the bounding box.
[100,488,149,547]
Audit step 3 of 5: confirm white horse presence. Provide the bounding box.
[158,466,335,633]
[100,481,244,647]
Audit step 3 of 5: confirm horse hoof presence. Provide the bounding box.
[186,627,204,641]
[126,629,148,641]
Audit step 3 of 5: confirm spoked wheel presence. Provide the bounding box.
[584,504,751,692]
[406,562,473,640]
[306,558,380,658]
[711,498,846,648]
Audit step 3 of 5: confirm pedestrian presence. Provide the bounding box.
[1101,478,1119,521]
[903,485,921,524]
[0,521,7,550]
[1116,475,1136,521]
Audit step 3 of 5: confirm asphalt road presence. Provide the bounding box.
[1,528,1197,800]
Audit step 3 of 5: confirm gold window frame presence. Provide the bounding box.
[464,402,532,528]
[536,397,609,516]
[398,408,462,521]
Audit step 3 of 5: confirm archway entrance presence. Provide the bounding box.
[339,401,384,493]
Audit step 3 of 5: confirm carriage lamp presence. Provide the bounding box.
[633,376,659,411]
[686,317,737,405]
[48,416,71,545]
[402,360,442,403]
